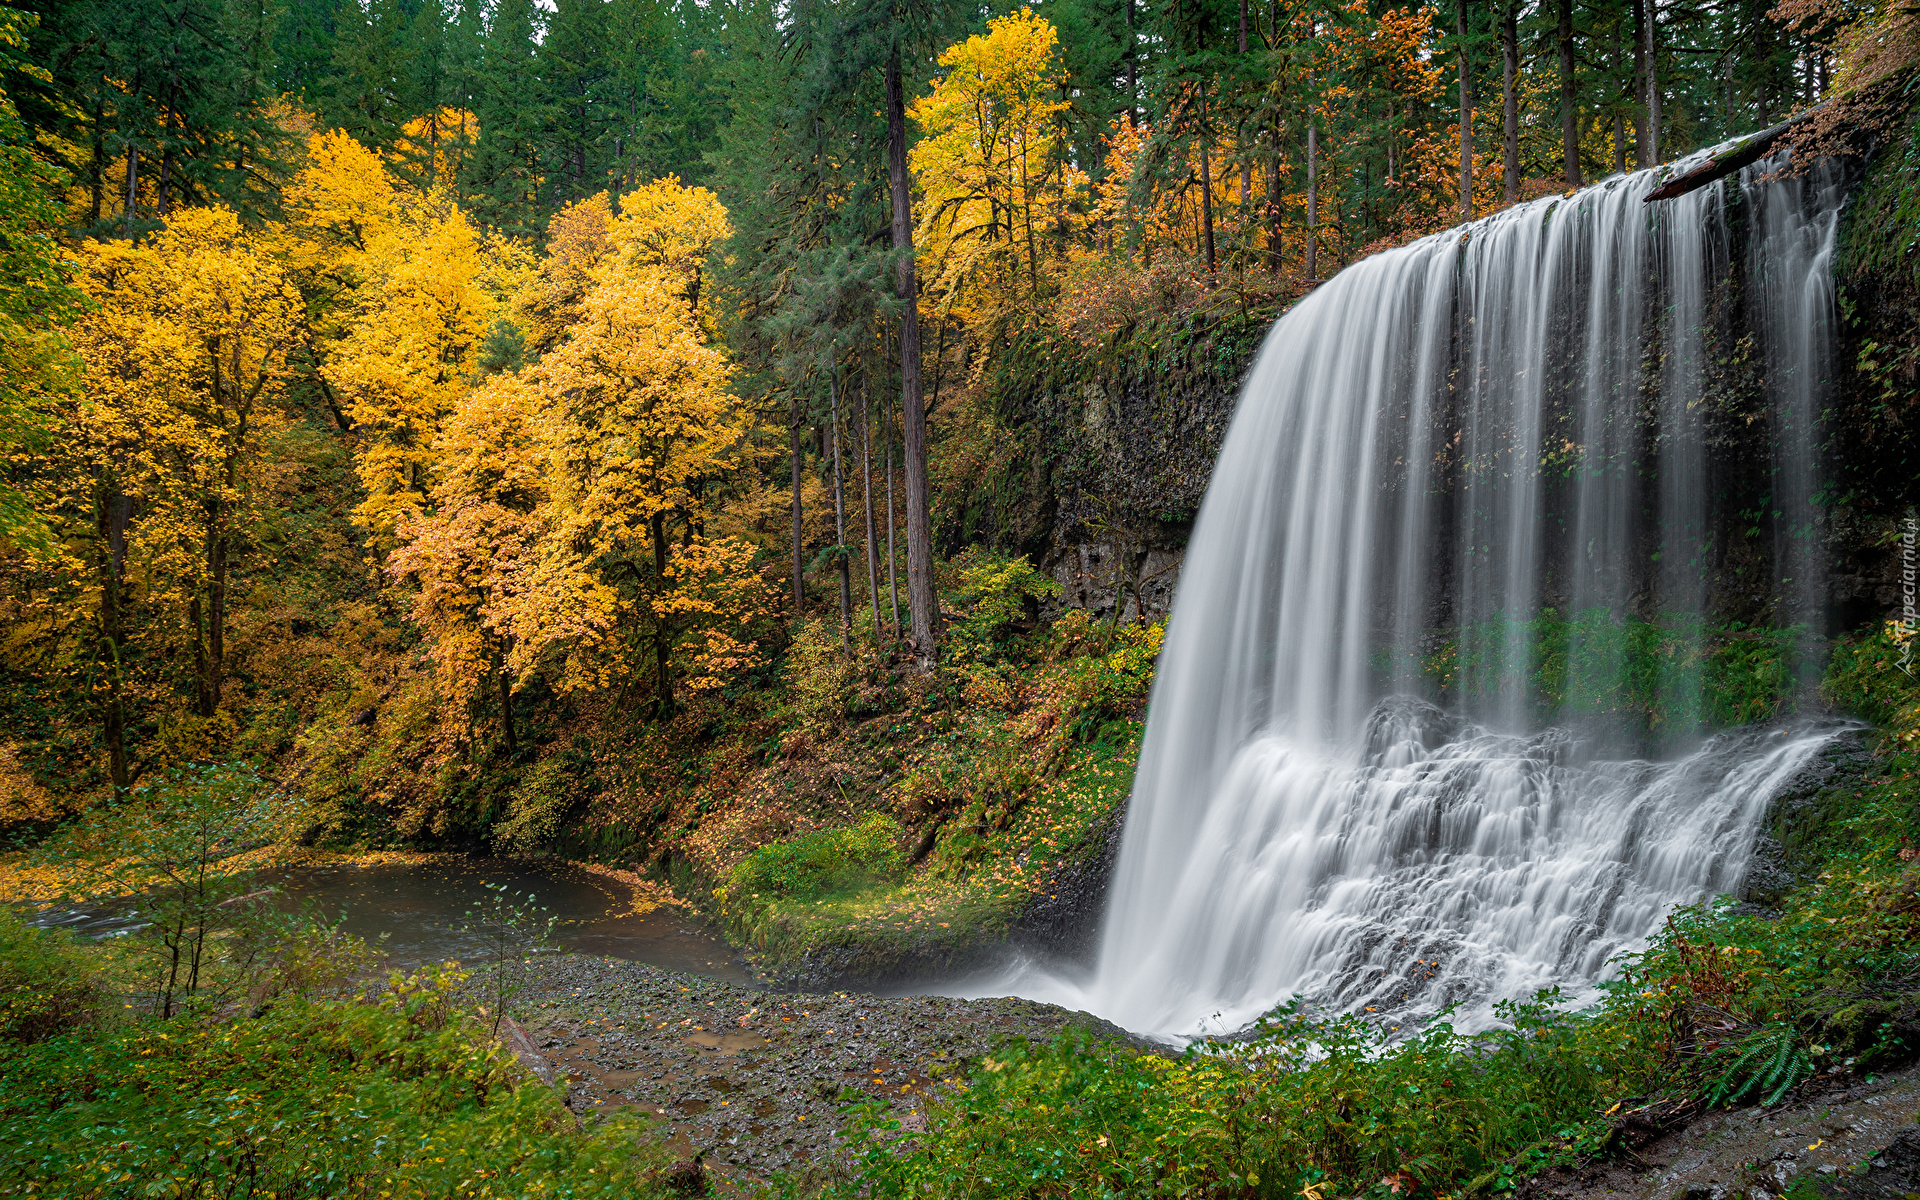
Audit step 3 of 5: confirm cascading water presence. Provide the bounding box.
[996,152,1853,1040]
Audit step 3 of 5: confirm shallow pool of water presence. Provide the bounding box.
[27,858,752,984]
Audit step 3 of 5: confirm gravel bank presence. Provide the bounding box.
[519,953,1141,1188]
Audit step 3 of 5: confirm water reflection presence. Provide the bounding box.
[26,858,751,984]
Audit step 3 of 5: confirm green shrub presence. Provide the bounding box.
[1050,615,1163,742]
[1824,621,1920,751]
[0,965,674,1198]
[944,548,1061,664]
[728,813,906,902]
[840,992,1647,1200]
[784,616,858,732]
[0,908,102,1044]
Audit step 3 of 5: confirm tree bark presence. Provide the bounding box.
[1238,0,1251,208]
[1645,5,1661,161]
[1459,0,1473,217]
[98,482,132,793]
[1305,113,1319,280]
[790,391,804,616]
[829,372,851,643]
[1125,0,1138,125]
[1642,106,1822,201]
[1558,0,1582,188]
[204,509,226,716]
[1633,0,1652,166]
[1502,4,1520,201]
[123,148,138,235]
[494,643,516,758]
[1198,124,1217,270]
[859,380,880,641]
[886,440,900,635]
[651,511,673,716]
[886,41,937,665]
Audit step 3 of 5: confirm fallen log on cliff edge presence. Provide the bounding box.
[1643,106,1827,202]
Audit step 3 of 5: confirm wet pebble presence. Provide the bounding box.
[520,954,1131,1187]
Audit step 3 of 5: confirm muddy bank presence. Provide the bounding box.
[1519,1063,1920,1200]
[517,953,1143,1189]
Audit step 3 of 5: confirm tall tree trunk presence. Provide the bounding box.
[1632,0,1652,165]
[859,382,880,641]
[1613,20,1627,177]
[829,374,851,642]
[207,522,225,715]
[1125,0,1137,125]
[98,482,132,794]
[651,511,673,716]
[1559,0,1583,188]
[886,440,900,635]
[1646,7,1661,160]
[1503,5,1520,201]
[194,499,227,719]
[1238,0,1251,209]
[494,643,516,758]
[886,42,937,665]
[1459,0,1473,217]
[790,392,804,616]
[123,148,138,235]
[1197,93,1217,271]
[1305,114,1319,280]
[1270,0,1286,272]
[89,115,104,226]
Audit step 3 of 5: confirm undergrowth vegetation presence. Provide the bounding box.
[0,952,676,1197]
[691,555,1163,980]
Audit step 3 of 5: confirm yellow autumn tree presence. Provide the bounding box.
[386,370,545,758]
[608,176,730,314]
[513,192,614,356]
[286,128,532,541]
[54,207,301,779]
[474,181,772,715]
[506,265,761,707]
[910,9,1086,317]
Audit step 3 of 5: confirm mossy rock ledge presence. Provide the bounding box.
[744,801,1128,995]
[1741,725,1882,908]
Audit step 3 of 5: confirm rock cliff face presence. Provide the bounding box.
[949,318,1260,624]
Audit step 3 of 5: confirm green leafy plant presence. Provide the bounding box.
[943,547,1061,664]
[462,882,558,1037]
[0,909,102,1043]
[0,965,675,1197]
[33,763,291,1018]
[728,813,906,903]
[1702,1023,1815,1107]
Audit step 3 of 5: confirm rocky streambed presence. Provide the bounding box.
[515,953,1142,1189]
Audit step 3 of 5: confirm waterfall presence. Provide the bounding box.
[999,153,1852,1040]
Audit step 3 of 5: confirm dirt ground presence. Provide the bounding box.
[514,953,1138,1191]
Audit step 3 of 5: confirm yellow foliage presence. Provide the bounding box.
[285,128,532,542]
[609,175,730,303]
[392,107,480,194]
[514,192,614,355]
[389,178,766,716]
[58,206,302,731]
[910,9,1086,316]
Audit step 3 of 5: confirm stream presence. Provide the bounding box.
[25,857,752,984]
